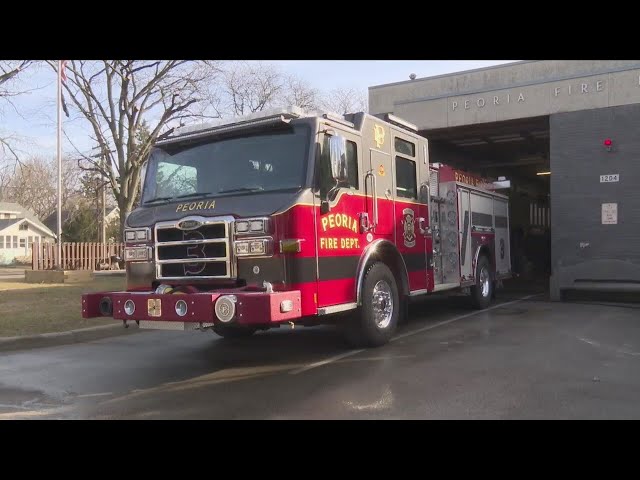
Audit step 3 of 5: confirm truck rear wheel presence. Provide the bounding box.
[344,262,399,348]
[213,324,257,339]
[470,255,493,310]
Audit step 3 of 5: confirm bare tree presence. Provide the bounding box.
[213,62,327,116]
[0,161,11,200]
[46,60,221,232]
[218,62,285,116]
[0,60,33,95]
[321,87,368,115]
[1,155,80,219]
[281,75,321,111]
[0,60,34,162]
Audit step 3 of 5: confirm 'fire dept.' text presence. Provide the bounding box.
[320,237,360,249]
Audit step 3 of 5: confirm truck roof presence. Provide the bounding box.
[156,106,420,146]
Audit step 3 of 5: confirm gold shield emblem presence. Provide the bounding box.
[373,124,385,148]
[147,298,162,317]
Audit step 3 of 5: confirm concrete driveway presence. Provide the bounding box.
[1,283,639,419]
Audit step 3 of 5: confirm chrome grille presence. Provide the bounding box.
[154,215,234,280]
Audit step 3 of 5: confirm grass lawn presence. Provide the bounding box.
[0,275,126,337]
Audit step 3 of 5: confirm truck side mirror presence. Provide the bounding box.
[328,134,349,184]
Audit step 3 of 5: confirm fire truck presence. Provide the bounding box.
[81,106,512,347]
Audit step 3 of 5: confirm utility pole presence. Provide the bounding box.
[102,154,106,262]
[55,60,63,270]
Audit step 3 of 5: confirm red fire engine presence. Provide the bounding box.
[81,107,511,347]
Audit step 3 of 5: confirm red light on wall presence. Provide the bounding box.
[603,138,613,152]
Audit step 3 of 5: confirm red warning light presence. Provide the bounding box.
[604,139,612,147]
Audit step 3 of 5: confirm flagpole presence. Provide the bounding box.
[56,60,62,270]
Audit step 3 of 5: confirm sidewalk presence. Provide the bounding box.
[0,322,143,353]
[0,268,26,280]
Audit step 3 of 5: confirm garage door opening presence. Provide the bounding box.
[425,116,551,285]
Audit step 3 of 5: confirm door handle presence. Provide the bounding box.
[359,212,371,233]
[418,217,431,235]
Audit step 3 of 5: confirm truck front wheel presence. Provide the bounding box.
[470,255,493,310]
[213,324,257,339]
[344,262,399,348]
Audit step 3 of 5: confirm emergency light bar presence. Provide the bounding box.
[157,106,308,146]
[322,112,355,128]
[384,113,418,132]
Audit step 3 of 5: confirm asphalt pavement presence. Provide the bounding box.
[0,268,25,281]
[1,285,640,419]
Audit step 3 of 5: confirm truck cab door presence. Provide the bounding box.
[367,149,394,239]
[315,130,365,309]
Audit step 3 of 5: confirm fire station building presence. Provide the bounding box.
[369,60,640,300]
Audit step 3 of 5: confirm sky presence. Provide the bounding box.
[0,60,517,158]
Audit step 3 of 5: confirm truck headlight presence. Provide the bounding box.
[235,221,250,234]
[124,228,150,243]
[215,295,237,323]
[124,246,151,261]
[249,220,265,232]
[234,239,271,257]
[234,218,269,235]
[124,300,136,316]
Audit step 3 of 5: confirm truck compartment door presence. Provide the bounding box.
[458,187,472,279]
[493,197,511,277]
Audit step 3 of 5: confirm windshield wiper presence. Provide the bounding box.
[218,186,264,194]
[172,192,213,200]
[143,192,213,205]
[143,196,174,205]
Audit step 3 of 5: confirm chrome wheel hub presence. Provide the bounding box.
[480,266,490,297]
[372,280,393,329]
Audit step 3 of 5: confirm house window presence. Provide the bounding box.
[19,222,28,231]
[0,236,3,249]
[13,236,18,248]
[19,238,26,248]
[5,236,10,248]
[28,236,33,248]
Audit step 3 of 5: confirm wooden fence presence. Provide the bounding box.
[32,242,125,271]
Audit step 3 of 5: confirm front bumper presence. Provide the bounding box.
[82,289,302,326]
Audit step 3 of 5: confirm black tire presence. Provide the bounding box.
[470,255,493,310]
[344,262,399,348]
[213,324,257,339]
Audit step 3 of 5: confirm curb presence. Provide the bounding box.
[0,323,145,353]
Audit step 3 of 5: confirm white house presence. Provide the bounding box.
[105,206,120,225]
[0,202,57,265]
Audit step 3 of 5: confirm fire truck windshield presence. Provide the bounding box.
[141,125,311,205]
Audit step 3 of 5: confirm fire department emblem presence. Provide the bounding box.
[402,208,416,248]
[147,299,162,317]
[373,124,385,148]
